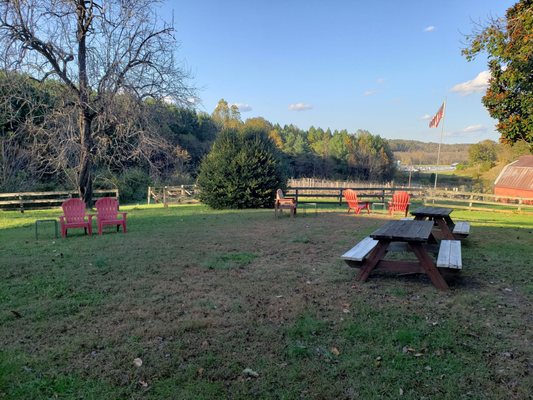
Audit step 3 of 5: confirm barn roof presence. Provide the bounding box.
[494,155,533,190]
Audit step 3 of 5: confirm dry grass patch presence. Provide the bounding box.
[0,205,531,399]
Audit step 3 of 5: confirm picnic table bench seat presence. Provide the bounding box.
[452,221,471,238]
[436,240,462,270]
[341,236,378,265]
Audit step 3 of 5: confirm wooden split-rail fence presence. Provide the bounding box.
[0,189,119,212]
[147,185,197,207]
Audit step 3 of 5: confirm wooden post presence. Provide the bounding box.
[19,195,24,213]
[147,186,151,205]
[163,186,168,208]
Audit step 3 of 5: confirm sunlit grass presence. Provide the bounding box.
[1,203,531,399]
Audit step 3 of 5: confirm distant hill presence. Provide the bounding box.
[388,139,470,165]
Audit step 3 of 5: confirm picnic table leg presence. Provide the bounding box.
[408,242,449,290]
[356,241,390,282]
[434,218,455,240]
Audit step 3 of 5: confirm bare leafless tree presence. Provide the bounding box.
[0,0,194,205]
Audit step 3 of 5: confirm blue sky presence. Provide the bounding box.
[164,0,514,144]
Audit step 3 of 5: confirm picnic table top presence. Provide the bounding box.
[411,206,453,218]
[370,220,434,242]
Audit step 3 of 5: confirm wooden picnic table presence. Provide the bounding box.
[410,206,469,240]
[355,220,450,290]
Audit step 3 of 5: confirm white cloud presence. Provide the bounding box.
[424,26,435,32]
[162,95,176,104]
[451,71,491,96]
[288,103,313,111]
[377,78,385,84]
[420,114,431,120]
[447,124,487,137]
[461,124,486,133]
[363,90,376,96]
[232,103,252,112]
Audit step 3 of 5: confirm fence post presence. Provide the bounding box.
[18,195,24,213]
[163,186,168,208]
[295,189,299,203]
[339,189,343,206]
[147,186,151,205]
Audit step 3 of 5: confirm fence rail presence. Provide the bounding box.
[424,190,533,214]
[0,189,119,212]
[147,185,197,207]
[286,186,423,206]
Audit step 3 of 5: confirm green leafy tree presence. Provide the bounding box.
[468,140,498,166]
[212,99,242,129]
[197,126,286,209]
[462,0,533,149]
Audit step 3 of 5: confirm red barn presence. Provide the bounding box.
[494,155,533,201]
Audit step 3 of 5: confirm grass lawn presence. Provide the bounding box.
[1,204,532,399]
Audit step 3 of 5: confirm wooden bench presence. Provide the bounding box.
[452,221,470,238]
[436,240,462,270]
[341,236,378,266]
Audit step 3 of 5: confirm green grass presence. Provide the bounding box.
[0,204,532,399]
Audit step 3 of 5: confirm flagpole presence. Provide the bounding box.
[434,99,446,189]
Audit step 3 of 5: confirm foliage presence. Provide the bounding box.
[197,125,286,209]
[99,168,152,204]
[462,0,533,149]
[468,139,498,167]
[211,98,242,129]
[0,0,195,206]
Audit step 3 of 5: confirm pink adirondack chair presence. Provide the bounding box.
[59,198,93,238]
[95,197,127,235]
[274,189,297,217]
[388,191,411,217]
[343,189,370,214]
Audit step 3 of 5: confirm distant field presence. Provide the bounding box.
[1,204,532,399]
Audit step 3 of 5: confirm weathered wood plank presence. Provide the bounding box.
[341,236,378,262]
[453,221,471,236]
[371,220,433,242]
[437,240,462,269]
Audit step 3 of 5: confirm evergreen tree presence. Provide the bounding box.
[197,126,286,209]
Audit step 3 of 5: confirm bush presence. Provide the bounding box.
[96,168,152,204]
[196,127,286,209]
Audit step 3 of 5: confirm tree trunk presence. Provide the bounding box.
[78,112,93,207]
[77,1,93,208]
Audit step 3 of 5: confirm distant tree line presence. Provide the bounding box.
[0,83,397,201]
[389,140,470,166]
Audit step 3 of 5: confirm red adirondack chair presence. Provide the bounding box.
[343,189,370,214]
[59,198,93,238]
[388,191,411,217]
[95,197,127,235]
[274,189,297,217]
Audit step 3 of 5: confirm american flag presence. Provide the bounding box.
[429,102,445,128]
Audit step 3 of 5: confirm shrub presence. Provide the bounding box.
[96,168,152,204]
[196,127,286,209]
